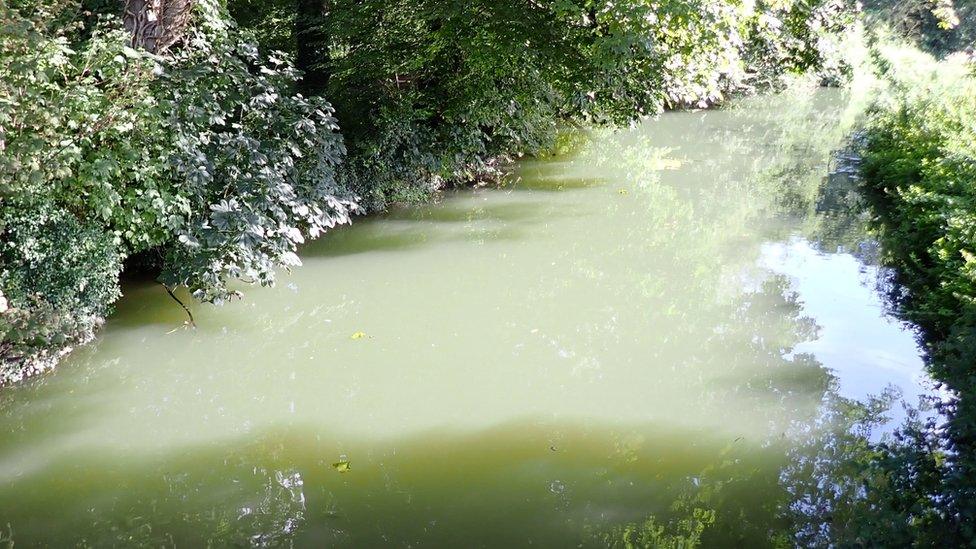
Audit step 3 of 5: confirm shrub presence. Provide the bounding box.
[150,0,355,302]
[0,208,122,382]
[0,0,353,380]
[0,1,152,377]
[859,45,976,373]
[863,0,976,55]
[856,43,976,542]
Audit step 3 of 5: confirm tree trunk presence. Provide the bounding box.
[295,0,330,94]
[123,0,196,54]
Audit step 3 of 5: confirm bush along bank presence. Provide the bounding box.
[854,43,976,542]
[0,0,858,384]
[232,0,859,210]
[0,0,355,382]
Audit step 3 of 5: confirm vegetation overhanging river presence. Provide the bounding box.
[0,86,937,546]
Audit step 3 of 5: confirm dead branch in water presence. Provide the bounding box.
[158,282,196,328]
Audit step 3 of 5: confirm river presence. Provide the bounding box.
[0,86,932,546]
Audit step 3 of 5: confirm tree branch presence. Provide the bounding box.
[158,282,196,328]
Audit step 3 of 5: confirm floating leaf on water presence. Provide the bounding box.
[332,460,351,473]
[351,331,367,340]
[617,189,629,195]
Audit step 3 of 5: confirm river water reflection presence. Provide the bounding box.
[0,86,931,546]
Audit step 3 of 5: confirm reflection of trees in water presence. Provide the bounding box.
[780,391,953,547]
[73,461,309,547]
[580,86,946,545]
[592,266,942,547]
[590,278,828,547]
[238,469,307,547]
[795,122,967,548]
[811,169,877,260]
[15,263,863,548]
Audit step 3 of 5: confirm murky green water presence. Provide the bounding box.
[0,87,929,547]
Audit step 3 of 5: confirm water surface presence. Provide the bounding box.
[0,87,929,546]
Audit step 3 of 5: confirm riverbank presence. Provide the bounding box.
[0,0,859,385]
[852,42,976,543]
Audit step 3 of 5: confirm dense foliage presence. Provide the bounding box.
[864,0,976,55]
[232,0,858,209]
[855,43,976,543]
[0,0,353,381]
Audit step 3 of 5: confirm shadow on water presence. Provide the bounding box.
[107,281,201,329]
[301,221,530,259]
[0,353,132,476]
[381,196,567,223]
[109,195,591,329]
[0,379,904,548]
[0,238,919,547]
[505,160,606,192]
[301,196,591,259]
[303,222,439,258]
[0,418,811,548]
